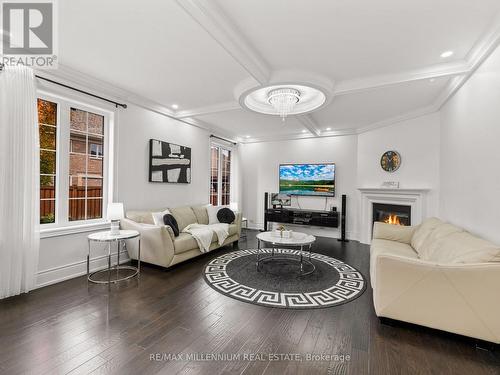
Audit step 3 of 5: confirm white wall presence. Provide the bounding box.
[37,103,213,288]
[115,104,211,209]
[357,113,441,218]
[239,136,359,239]
[439,45,500,244]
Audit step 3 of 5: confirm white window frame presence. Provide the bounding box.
[209,141,233,206]
[38,90,115,237]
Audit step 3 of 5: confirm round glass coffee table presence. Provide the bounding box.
[256,231,316,276]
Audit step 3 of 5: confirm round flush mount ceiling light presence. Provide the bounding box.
[240,84,326,121]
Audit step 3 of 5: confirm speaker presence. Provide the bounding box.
[263,192,269,231]
[338,194,349,242]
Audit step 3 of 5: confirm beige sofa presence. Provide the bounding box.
[121,204,242,268]
[371,217,500,343]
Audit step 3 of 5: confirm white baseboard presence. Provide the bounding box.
[35,252,131,289]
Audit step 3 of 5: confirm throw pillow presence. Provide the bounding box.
[207,204,229,224]
[163,214,180,237]
[151,208,171,226]
[217,207,235,224]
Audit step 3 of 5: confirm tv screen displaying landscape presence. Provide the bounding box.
[279,163,335,196]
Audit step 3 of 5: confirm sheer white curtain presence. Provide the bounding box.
[0,65,40,298]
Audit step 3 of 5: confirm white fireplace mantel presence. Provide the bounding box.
[358,187,430,244]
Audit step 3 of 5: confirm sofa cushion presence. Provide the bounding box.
[228,223,238,236]
[419,223,464,261]
[371,239,419,260]
[370,238,418,288]
[428,232,500,264]
[174,232,222,254]
[169,206,198,232]
[126,210,156,224]
[411,217,443,254]
[173,233,199,254]
[191,204,209,225]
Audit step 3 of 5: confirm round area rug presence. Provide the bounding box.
[203,248,366,309]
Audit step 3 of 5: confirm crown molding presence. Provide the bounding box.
[294,114,321,136]
[334,61,470,96]
[355,104,439,134]
[181,116,239,142]
[240,128,357,144]
[175,0,271,84]
[241,105,438,143]
[175,101,241,118]
[434,12,500,110]
[37,64,176,116]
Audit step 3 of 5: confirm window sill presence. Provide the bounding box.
[40,222,110,239]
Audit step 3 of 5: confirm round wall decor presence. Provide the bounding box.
[380,150,401,172]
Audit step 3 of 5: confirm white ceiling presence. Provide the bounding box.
[53,0,500,142]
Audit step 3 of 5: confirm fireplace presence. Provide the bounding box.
[372,203,411,226]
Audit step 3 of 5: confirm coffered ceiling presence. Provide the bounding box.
[49,0,500,142]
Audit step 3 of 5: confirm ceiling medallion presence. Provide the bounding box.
[241,84,326,121]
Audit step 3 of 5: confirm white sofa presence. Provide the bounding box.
[370,217,500,344]
[121,204,242,268]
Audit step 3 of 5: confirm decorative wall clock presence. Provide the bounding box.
[380,150,401,172]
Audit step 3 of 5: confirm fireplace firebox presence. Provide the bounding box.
[372,203,411,226]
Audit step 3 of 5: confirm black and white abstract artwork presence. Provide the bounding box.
[149,139,191,183]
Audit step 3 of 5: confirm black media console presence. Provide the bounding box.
[264,208,339,231]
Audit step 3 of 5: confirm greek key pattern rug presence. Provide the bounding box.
[203,248,366,309]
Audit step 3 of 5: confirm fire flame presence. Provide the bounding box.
[384,214,403,225]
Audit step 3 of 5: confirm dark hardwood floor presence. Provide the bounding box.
[0,230,499,375]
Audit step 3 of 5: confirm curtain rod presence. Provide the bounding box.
[36,75,128,108]
[0,64,127,108]
[210,134,237,145]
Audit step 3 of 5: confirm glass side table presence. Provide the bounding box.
[87,230,140,284]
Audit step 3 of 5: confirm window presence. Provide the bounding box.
[69,108,104,221]
[210,144,231,205]
[38,99,57,224]
[37,94,111,227]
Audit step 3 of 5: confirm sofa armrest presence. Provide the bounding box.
[372,222,415,244]
[374,254,500,343]
[120,218,175,267]
[234,211,243,236]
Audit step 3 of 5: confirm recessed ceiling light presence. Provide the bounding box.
[245,135,250,138]
[171,104,179,110]
[429,78,436,83]
[302,130,307,133]
[326,127,331,131]
[440,50,454,58]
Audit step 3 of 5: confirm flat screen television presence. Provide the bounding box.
[279,163,335,197]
